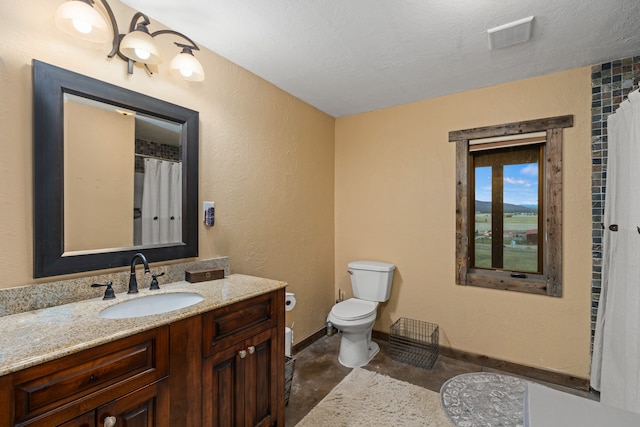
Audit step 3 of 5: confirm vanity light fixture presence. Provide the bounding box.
[55,0,205,81]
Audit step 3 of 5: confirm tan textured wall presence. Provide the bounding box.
[335,68,592,378]
[0,0,335,342]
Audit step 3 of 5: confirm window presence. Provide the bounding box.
[449,116,573,296]
[471,143,542,274]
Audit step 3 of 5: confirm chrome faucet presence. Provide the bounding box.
[128,253,150,294]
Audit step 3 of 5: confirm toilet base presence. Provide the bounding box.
[337,332,380,368]
[328,302,379,368]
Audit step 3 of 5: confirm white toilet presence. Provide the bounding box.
[328,260,395,368]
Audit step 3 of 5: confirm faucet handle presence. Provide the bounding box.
[91,281,115,300]
[149,272,165,290]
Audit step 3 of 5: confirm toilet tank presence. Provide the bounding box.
[348,260,396,302]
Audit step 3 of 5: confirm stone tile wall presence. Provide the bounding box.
[135,139,182,172]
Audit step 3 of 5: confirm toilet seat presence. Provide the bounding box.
[331,298,377,321]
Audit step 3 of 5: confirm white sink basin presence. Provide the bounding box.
[99,292,204,319]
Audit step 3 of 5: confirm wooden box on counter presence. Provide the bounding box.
[185,267,225,283]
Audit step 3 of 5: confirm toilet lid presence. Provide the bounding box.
[332,299,377,321]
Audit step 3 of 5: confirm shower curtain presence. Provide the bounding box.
[141,158,182,245]
[591,89,640,413]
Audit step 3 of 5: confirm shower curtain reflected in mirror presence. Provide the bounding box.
[141,158,182,245]
[591,89,640,413]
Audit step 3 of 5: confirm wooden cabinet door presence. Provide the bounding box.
[243,328,276,427]
[202,328,277,427]
[202,343,243,427]
[96,379,169,427]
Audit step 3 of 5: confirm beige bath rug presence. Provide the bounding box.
[295,367,452,426]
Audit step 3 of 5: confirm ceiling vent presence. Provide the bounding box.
[487,16,534,50]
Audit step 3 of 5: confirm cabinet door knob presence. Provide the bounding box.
[239,350,247,359]
[104,416,117,427]
[247,345,255,354]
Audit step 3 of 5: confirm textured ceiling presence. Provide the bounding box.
[121,0,640,117]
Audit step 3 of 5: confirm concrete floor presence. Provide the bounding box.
[284,333,597,426]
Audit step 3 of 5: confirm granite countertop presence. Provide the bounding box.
[0,274,287,377]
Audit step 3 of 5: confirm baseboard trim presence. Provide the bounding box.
[372,330,590,391]
[292,327,327,354]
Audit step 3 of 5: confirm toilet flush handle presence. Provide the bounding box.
[347,270,352,275]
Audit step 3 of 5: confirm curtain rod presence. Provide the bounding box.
[135,153,181,163]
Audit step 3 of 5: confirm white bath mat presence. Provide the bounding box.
[295,367,452,426]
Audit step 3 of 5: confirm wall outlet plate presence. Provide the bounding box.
[203,201,214,226]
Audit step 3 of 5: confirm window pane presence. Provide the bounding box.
[502,162,538,272]
[473,166,491,268]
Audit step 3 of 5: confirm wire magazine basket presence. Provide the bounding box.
[389,317,439,370]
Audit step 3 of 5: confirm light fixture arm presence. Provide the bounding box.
[151,30,201,54]
[86,0,121,59]
[127,11,153,34]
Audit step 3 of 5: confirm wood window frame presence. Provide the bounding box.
[449,115,573,297]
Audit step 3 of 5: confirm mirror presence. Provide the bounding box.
[33,60,199,278]
[63,94,183,251]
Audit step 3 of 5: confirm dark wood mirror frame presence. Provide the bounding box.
[33,60,199,278]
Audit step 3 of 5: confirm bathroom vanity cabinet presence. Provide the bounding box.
[1,327,170,426]
[0,287,285,427]
[202,292,281,427]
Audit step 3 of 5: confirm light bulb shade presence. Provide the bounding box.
[120,30,162,64]
[55,0,110,43]
[169,52,205,81]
